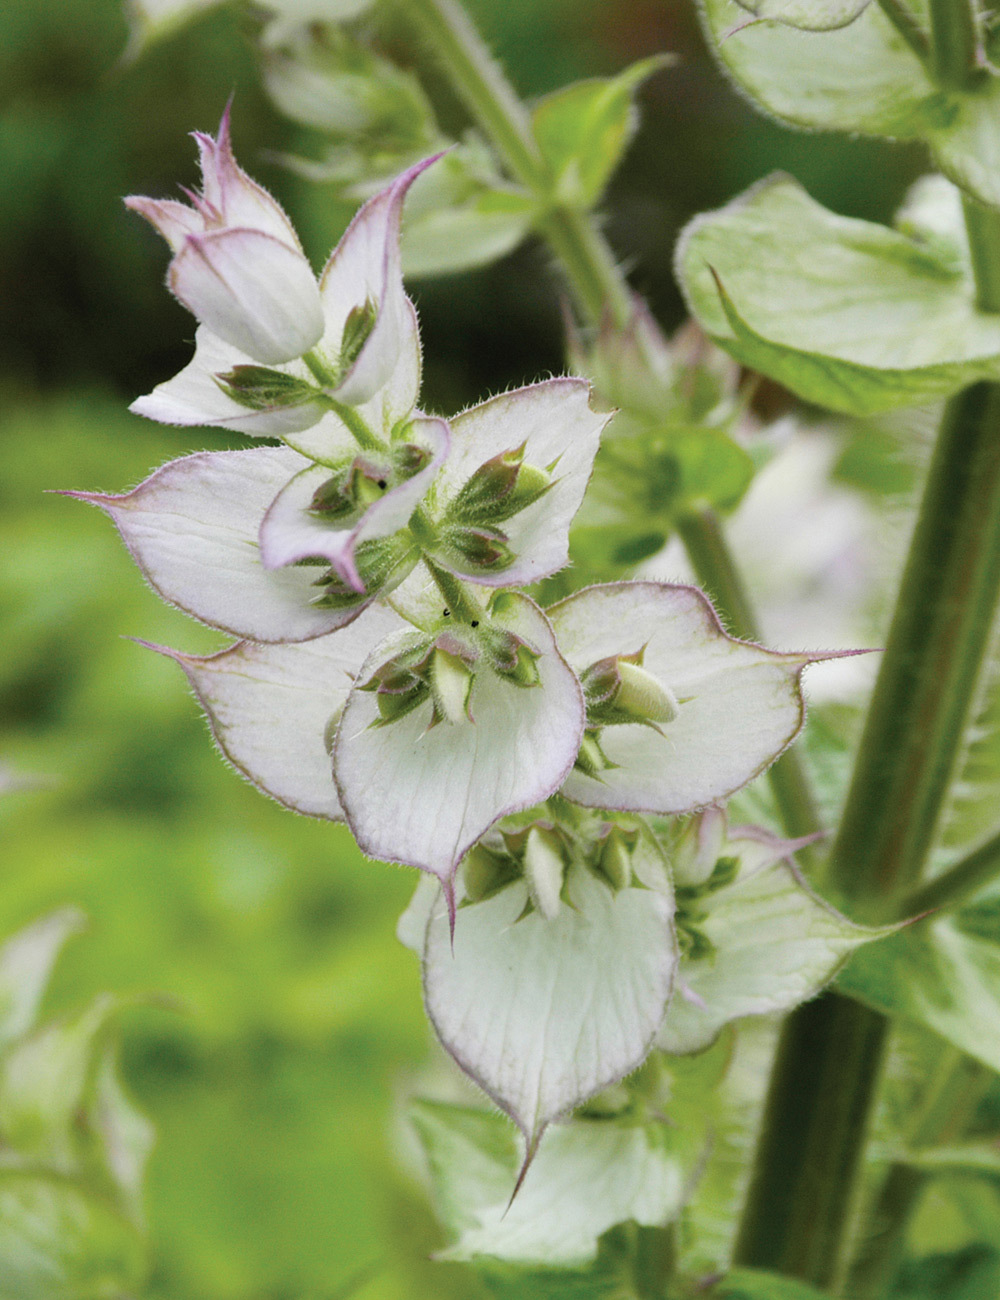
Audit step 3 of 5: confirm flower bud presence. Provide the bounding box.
[574,730,615,776]
[463,843,518,902]
[447,443,553,528]
[523,827,566,921]
[581,653,679,730]
[479,626,542,688]
[429,648,475,726]
[670,807,728,889]
[597,828,633,892]
[446,525,515,573]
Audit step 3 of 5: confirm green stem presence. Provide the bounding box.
[877,0,932,61]
[829,382,1000,912]
[927,0,982,89]
[633,1222,677,1299]
[422,554,487,624]
[733,998,889,1286]
[404,0,631,330]
[962,194,1000,312]
[735,194,1000,1287]
[326,397,383,452]
[677,507,823,847]
[901,826,1000,916]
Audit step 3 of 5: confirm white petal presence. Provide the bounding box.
[319,157,439,405]
[155,604,406,820]
[334,594,584,882]
[549,582,814,813]
[170,228,323,364]
[258,416,449,586]
[124,195,204,253]
[423,867,676,1145]
[194,108,303,248]
[130,326,325,436]
[431,379,610,586]
[70,447,375,642]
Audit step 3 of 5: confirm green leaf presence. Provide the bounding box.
[838,911,1000,1072]
[700,0,931,137]
[402,189,535,278]
[677,175,1000,415]
[531,57,671,208]
[712,1266,832,1298]
[0,910,84,1051]
[732,0,871,28]
[410,1099,692,1267]
[659,855,891,1054]
[701,0,1000,206]
[0,1168,146,1300]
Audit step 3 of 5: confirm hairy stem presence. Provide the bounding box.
[735,176,1000,1290]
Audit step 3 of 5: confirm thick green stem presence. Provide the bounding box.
[962,195,1000,312]
[736,184,1000,1286]
[927,0,981,89]
[421,554,487,624]
[734,998,889,1286]
[829,382,1000,912]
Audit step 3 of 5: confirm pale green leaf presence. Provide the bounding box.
[531,57,671,208]
[402,191,535,278]
[838,910,1000,1072]
[411,1099,690,1267]
[0,997,118,1176]
[658,858,890,1054]
[904,1142,1000,1178]
[700,0,931,138]
[0,910,85,1051]
[0,1169,145,1300]
[677,175,1000,415]
[702,0,1000,206]
[732,0,871,28]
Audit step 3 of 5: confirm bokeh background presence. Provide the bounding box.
[0,1,929,1296]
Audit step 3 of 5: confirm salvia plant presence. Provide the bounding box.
[49,0,1000,1294]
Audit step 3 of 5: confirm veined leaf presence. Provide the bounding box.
[677,175,1000,415]
[701,0,1000,206]
[410,1099,691,1267]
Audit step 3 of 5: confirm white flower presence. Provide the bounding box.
[129,113,437,438]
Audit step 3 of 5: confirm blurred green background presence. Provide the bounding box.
[0,1,928,1295]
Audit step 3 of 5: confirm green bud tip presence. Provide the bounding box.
[430,648,475,726]
[523,826,566,922]
[597,830,633,892]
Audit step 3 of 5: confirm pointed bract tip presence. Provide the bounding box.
[504,1129,543,1216]
[443,876,457,951]
[126,636,196,667]
[56,488,121,509]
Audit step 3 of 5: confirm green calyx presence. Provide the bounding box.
[308,534,418,609]
[447,442,554,528]
[361,631,479,729]
[476,621,543,687]
[574,729,616,777]
[214,364,322,412]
